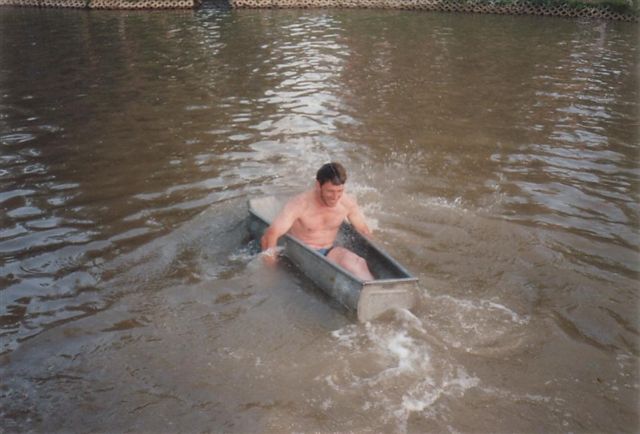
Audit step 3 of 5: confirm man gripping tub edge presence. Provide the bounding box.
[261,162,374,281]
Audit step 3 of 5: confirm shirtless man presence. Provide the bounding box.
[261,162,374,281]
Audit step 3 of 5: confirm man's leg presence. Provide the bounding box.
[326,247,374,281]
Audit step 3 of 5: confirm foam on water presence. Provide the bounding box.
[100,197,251,291]
[228,242,273,266]
[423,196,468,212]
[370,324,430,376]
[434,295,530,327]
[245,246,285,274]
[477,385,552,406]
[329,313,480,432]
[346,182,383,231]
[418,293,532,356]
[482,300,530,325]
[349,182,382,200]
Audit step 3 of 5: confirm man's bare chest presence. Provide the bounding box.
[296,209,346,232]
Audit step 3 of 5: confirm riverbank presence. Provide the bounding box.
[230,0,638,21]
[0,0,637,19]
[0,0,195,8]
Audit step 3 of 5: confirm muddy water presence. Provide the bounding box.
[1,5,638,433]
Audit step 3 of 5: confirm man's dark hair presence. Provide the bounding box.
[316,162,347,186]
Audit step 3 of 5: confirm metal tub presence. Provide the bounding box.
[248,196,419,322]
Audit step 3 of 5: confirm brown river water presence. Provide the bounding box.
[1,5,638,433]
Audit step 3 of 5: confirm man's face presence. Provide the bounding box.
[318,182,344,207]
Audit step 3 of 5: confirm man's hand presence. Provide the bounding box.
[261,247,279,267]
[359,225,372,238]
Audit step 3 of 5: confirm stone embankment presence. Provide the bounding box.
[229,0,637,21]
[0,0,636,20]
[0,0,195,8]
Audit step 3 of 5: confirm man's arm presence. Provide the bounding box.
[346,197,372,237]
[261,197,303,254]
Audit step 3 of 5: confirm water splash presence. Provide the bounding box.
[328,311,480,433]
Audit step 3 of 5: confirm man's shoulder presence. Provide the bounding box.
[284,191,312,212]
[340,193,359,209]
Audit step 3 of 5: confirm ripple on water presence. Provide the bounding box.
[0,132,36,145]
[327,311,480,432]
[7,206,43,219]
[418,294,532,356]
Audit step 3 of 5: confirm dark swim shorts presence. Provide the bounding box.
[316,246,334,256]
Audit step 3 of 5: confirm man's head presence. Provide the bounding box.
[316,162,347,186]
[316,162,347,207]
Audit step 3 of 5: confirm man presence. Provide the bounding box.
[261,162,374,281]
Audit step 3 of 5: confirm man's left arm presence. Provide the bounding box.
[346,199,372,237]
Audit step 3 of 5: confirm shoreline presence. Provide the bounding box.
[0,0,195,8]
[0,0,637,21]
[230,0,638,21]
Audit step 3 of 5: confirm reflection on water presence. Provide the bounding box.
[1,6,638,433]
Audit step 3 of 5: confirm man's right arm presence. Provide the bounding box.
[260,198,302,262]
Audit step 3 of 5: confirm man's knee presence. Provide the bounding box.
[328,248,368,268]
[343,251,369,271]
[327,248,373,280]
[326,246,346,261]
[346,252,373,280]
[352,254,367,269]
